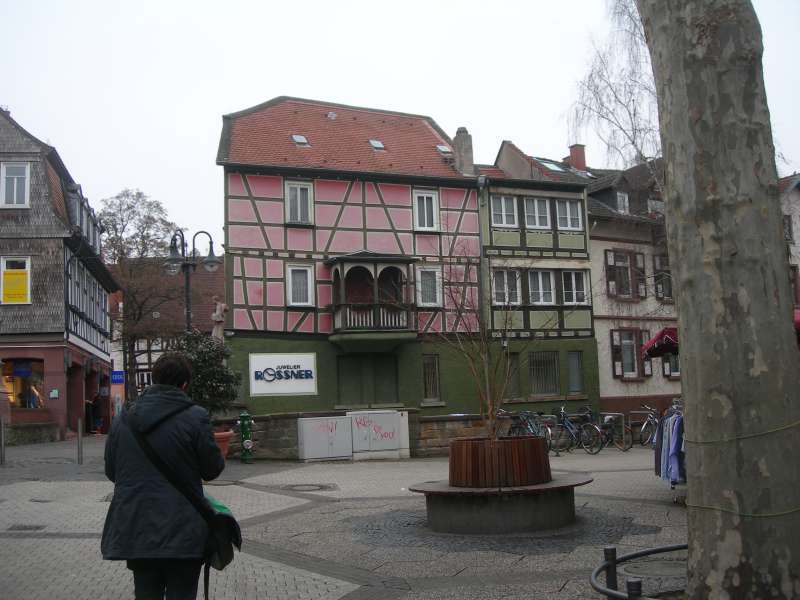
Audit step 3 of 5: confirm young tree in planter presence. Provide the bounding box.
[171,330,241,419]
[636,1,800,596]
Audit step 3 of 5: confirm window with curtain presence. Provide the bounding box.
[1,163,30,207]
[422,355,440,402]
[492,270,520,305]
[414,190,439,231]
[562,271,588,304]
[491,195,517,227]
[620,330,638,376]
[555,199,582,230]
[529,270,554,304]
[287,265,313,306]
[530,351,559,395]
[524,197,550,229]
[417,267,441,306]
[567,351,584,394]
[285,182,313,224]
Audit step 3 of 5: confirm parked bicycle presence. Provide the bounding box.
[551,405,603,454]
[497,408,552,449]
[639,404,660,446]
[578,405,632,452]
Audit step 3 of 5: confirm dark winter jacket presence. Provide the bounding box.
[101,384,225,560]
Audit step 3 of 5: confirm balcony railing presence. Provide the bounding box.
[333,303,413,331]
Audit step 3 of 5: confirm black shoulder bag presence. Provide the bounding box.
[125,410,242,600]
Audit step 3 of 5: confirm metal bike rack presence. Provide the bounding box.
[590,544,688,599]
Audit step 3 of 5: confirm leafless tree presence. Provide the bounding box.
[637,0,800,596]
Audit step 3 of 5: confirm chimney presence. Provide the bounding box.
[564,143,586,171]
[453,127,474,176]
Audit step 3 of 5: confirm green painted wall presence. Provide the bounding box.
[530,310,559,329]
[557,232,586,249]
[526,231,554,248]
[492,230,521,246]
[563,309,592,329]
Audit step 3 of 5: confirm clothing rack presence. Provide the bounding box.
[654,397,685,502]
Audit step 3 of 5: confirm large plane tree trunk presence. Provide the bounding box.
[636,1,800,597]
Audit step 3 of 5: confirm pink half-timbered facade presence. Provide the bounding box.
[218,97,484,414]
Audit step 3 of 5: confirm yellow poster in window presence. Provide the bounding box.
[2,270,28,303]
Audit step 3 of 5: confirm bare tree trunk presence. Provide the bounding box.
[636,1,800,597]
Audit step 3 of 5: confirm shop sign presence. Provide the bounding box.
[2,269,28,304]
[111,371,125,385]
[249,353,317,396]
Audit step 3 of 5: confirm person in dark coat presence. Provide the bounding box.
[101,352,225,600]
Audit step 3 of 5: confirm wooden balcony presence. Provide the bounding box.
[332,303,414,332]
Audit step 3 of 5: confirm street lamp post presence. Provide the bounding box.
[163,230,222,331]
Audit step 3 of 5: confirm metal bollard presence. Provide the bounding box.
[77,418,84,465]
[1,416,5,467]
[626,578,643,600]
[603,546,618,592]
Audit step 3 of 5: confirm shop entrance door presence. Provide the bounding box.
[337,354,398,406]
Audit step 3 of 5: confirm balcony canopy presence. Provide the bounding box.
[324,250,418,267]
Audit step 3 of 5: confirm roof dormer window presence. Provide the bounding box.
[436,145,452,155]
[291,134,310,147]
[369,139,385,150]
[538,160,565,172]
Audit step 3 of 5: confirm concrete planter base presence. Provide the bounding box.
[410,472,593,534]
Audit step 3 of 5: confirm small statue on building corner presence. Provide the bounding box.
[211,295,229,342]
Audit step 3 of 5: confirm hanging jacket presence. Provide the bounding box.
[668,415,685,485]
[101,384,225,560]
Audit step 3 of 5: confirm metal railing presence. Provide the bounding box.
[590,544,688,599]
[332,303,412,331]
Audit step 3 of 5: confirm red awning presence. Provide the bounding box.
[645,312,800,358]
[642,327,679,359]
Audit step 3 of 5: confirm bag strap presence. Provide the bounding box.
[123,408,214,526]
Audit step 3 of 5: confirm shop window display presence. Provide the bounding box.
[2,359,45,408]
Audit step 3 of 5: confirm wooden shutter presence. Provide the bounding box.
[640,329,653,377]
[610,329,623,378]
[635,253,647,299]
[605,250,617,297]
[653,256,664,299]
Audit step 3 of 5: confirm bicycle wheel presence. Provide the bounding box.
[614,425,634,451]
[544,425,553,450]
[640,421,655,445]
[551,425,574,453]
[580,423,603,454]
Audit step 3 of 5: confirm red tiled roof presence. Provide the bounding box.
[218,97,467,179]
[779,174,800,195]
[476,164,508,178]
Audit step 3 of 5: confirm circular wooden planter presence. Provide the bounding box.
[449,436,551,488]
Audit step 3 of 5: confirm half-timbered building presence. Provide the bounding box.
[0,109,118,442]
[218,97,483,414]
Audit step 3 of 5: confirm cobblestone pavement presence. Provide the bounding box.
[0,439,688,599]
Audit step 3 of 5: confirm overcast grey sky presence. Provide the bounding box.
[2,1,797,245]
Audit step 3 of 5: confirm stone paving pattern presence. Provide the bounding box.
[0,438,688,599]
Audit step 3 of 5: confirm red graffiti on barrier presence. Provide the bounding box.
[313,420,337,434]
[372,424,396,441]
[354,416,373,429]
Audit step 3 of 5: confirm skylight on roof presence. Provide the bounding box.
[538,160,565,172]
[291,134,309,146]
[436,144,452,154]
[369,139,385,150]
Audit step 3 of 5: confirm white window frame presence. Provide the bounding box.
[492,270,521,306]
[491,195,518,228]
[413,190,439,232]
[1,163,31,208]
[284,181,314,225]
[0,256,32,304]
[562,270,589,305]
[416,266,442,307]
[528,270,554,305]
[620,330,639,377]
[286,264,315,307]
[617,192,630,214]
[556,199,583,231]
[524,197,550,229]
